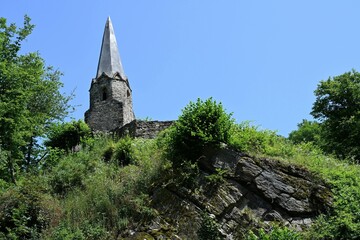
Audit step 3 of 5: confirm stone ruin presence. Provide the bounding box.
[85,17,173,137]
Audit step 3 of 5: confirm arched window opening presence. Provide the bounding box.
[102,88,107,101]
[127,90,130,98]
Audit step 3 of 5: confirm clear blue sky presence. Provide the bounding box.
[2,1,360,136]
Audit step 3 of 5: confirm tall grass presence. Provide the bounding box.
[44,136,168,239]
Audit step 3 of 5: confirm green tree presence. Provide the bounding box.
[311,69,360,160]
[45,120,91,152]
[288,119,323,145]
[0,16,71,183]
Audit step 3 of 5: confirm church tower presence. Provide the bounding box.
[85,17,135,132]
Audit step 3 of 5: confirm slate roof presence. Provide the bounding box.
[96,17,126,80]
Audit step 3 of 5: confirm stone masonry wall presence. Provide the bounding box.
[115,120,174,139]
[111,79,135,125]
[85,76,135,132]
[85,99,124,132]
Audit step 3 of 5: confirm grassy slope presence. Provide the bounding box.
[230,123,360,239]
[1,124,360,239]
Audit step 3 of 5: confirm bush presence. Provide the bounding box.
[46,225,85,240]
[113,137,135,166]
[102,141,115,162]
[49,155,89,195]
[44,137,165,237]
[205,168,227,187]
[103,137,151,167]
[48,137,112,196]
[197,212,223,240]
[45,221,109,240]
[230,122,295,158]
[229,121,268,153]
[169,98,234,164]
[0,177,62,239]
[49,147,105,196]
[57,163,157,237]
[288,119,323,145]
[306,164,360,239]
[45,120,91,152]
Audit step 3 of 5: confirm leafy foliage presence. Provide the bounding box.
[49,136,111,196]
[305,162,360,239]
[168,97,234,164]
[205,168,227,186]
[44,136,165,238]
[288,119,323,146]
[197,212,223,240]
[0,177,61,239]
[45,120,91,152]
[103,136,136,166]
[49,154,90,196]
[45,221,109,240]
[311,69,360,161]
[0,16,71,183]
[0,99,359,238]
[1,19,360,238]
[230,121,272,153]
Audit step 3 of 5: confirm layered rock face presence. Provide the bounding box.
[127,146,332,239]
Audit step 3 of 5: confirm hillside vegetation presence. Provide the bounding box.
[1,16,360,239]
[1,98,360,239]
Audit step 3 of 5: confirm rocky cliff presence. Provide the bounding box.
[124,146,332,239]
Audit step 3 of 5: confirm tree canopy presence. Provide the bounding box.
[290,69,360,161]
[311,69,360,160]
[45,120,91,152]
[288,119,323,146]
[0,16,71,183]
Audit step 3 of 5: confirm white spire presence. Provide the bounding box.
[96,16,126,79]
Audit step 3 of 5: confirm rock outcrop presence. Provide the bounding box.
[126,146,332,239]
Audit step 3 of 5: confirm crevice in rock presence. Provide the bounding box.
[165,185,205,212]
[149,146,332,239]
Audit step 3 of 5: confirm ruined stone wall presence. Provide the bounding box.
[115,120,174,139]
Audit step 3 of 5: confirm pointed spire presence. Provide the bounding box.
[96,16,126,79]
